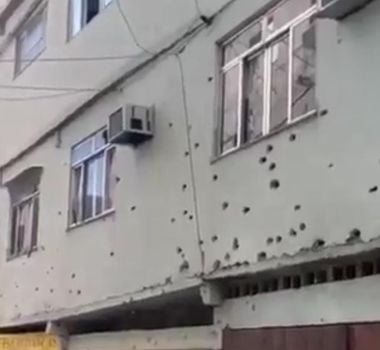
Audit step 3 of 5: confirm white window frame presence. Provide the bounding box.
[69,128,115,227]
[215,0,319,157]
[68,0,113,39]
[15,3,47,76]
[9,191,39,259]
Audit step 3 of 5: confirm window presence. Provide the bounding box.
[15,5,47,75]
[69,0,113,38]
[6,167,42,259]
[70,129,115,226]
[216,0,318,156]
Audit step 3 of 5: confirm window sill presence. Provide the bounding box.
[211,110,319,164]
[67,208,115,232]
[6,246,38,262]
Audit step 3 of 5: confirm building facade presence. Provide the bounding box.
[0,0,379,349]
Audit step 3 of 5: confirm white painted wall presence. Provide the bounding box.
[0,0,378,329]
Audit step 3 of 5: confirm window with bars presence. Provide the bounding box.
[69,128,115,226]
[69,0,113,38]
[6,167,42,259]
[15,4,47,76]
[216,0,318,156]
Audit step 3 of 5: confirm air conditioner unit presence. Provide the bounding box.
[318,0,373,19]
[108,104,155,146]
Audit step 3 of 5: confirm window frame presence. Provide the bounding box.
[14,3,47,77]
[8,190,40,260]
[215,0,319,158]
[68,0,113,39]
[68,128,116,228]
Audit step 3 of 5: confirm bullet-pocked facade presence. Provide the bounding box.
[0,0,379,349]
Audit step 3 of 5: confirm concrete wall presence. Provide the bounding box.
[68,326,221,350]
[0,0,379,329]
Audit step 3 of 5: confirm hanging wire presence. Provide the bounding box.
[115,0,156,55]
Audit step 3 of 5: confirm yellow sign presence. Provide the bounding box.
[0,333,59,350]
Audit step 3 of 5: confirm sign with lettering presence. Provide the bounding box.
[0,333,59,350]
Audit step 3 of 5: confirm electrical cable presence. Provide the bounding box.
[0,90,88,101]
[0,54,142,63]
[115,0,155,55]
[174,53,204,271]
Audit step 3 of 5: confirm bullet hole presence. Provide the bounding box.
[183,210,188,215]
[184,151,190,157]
[328,163,334,168]
[369,186,378,193]
[50,289,54,294]
[182,184,187,191]
[194,142,200,149]
[69,289,73,294]
[232,238,239,250]
[266,144,273,153]
[77,290,82,295]
[312,239,325,249]
[179,260,190,272]
[130,206,136,211]
[71,273,76,279]
[320,109,328,116]
[199,240,204,245]
[58,211,62,215]
[257,252,267,261]
[299,223,306,231]
[171,218,176,223]
[110,251,115,257]
[208,76,213,82]
[269,163,276,171]
[116,176,121,183]
[294,204,301,211]
[347,228,361,243]
[289,134,296,142]
[276,236,282,243]
[289,228,297,237]
[189,214,194,220]
[35,287,39,292]
[222,201,229,210]
[177,247,183,254]
[251,304,256,311]
[213,260,221,270]
[211,235,218,242]
[242,206,250,214]
[180,252,185,259]
[165,276,172,284]
[212,174,218,181]
[224,253,231,261]
[270,179,280,189]
[259,156,267,164]
[169,122,173,128]
[266,237,274,245]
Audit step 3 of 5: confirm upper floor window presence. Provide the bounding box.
[15,4,47,76]
[6,167,42,259]
[69,0,113,38]
[216,0,318,156]
[69,128,115,226]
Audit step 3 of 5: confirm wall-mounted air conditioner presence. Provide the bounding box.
[108,104,155,146]
[318,0,373,19]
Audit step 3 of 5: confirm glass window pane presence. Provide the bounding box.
[70,0,83,37]
[94,129,108,150]
[267,0,313,34]
[83,159,96,220]
[221,65,240,153]
[31,196,39,249]
[223,21,262,64]
[71,167,82,224]
[269,36,289,132]
[72,138,93,164]
[242,53,264,142]
[10,207,18,255]
[94,154,105,215]
[105,148,115,210]
[292,19,316,119]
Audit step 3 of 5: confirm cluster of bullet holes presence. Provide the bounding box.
[233,238,240,250]
[266,236,283,245]
[226,252,380,299]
